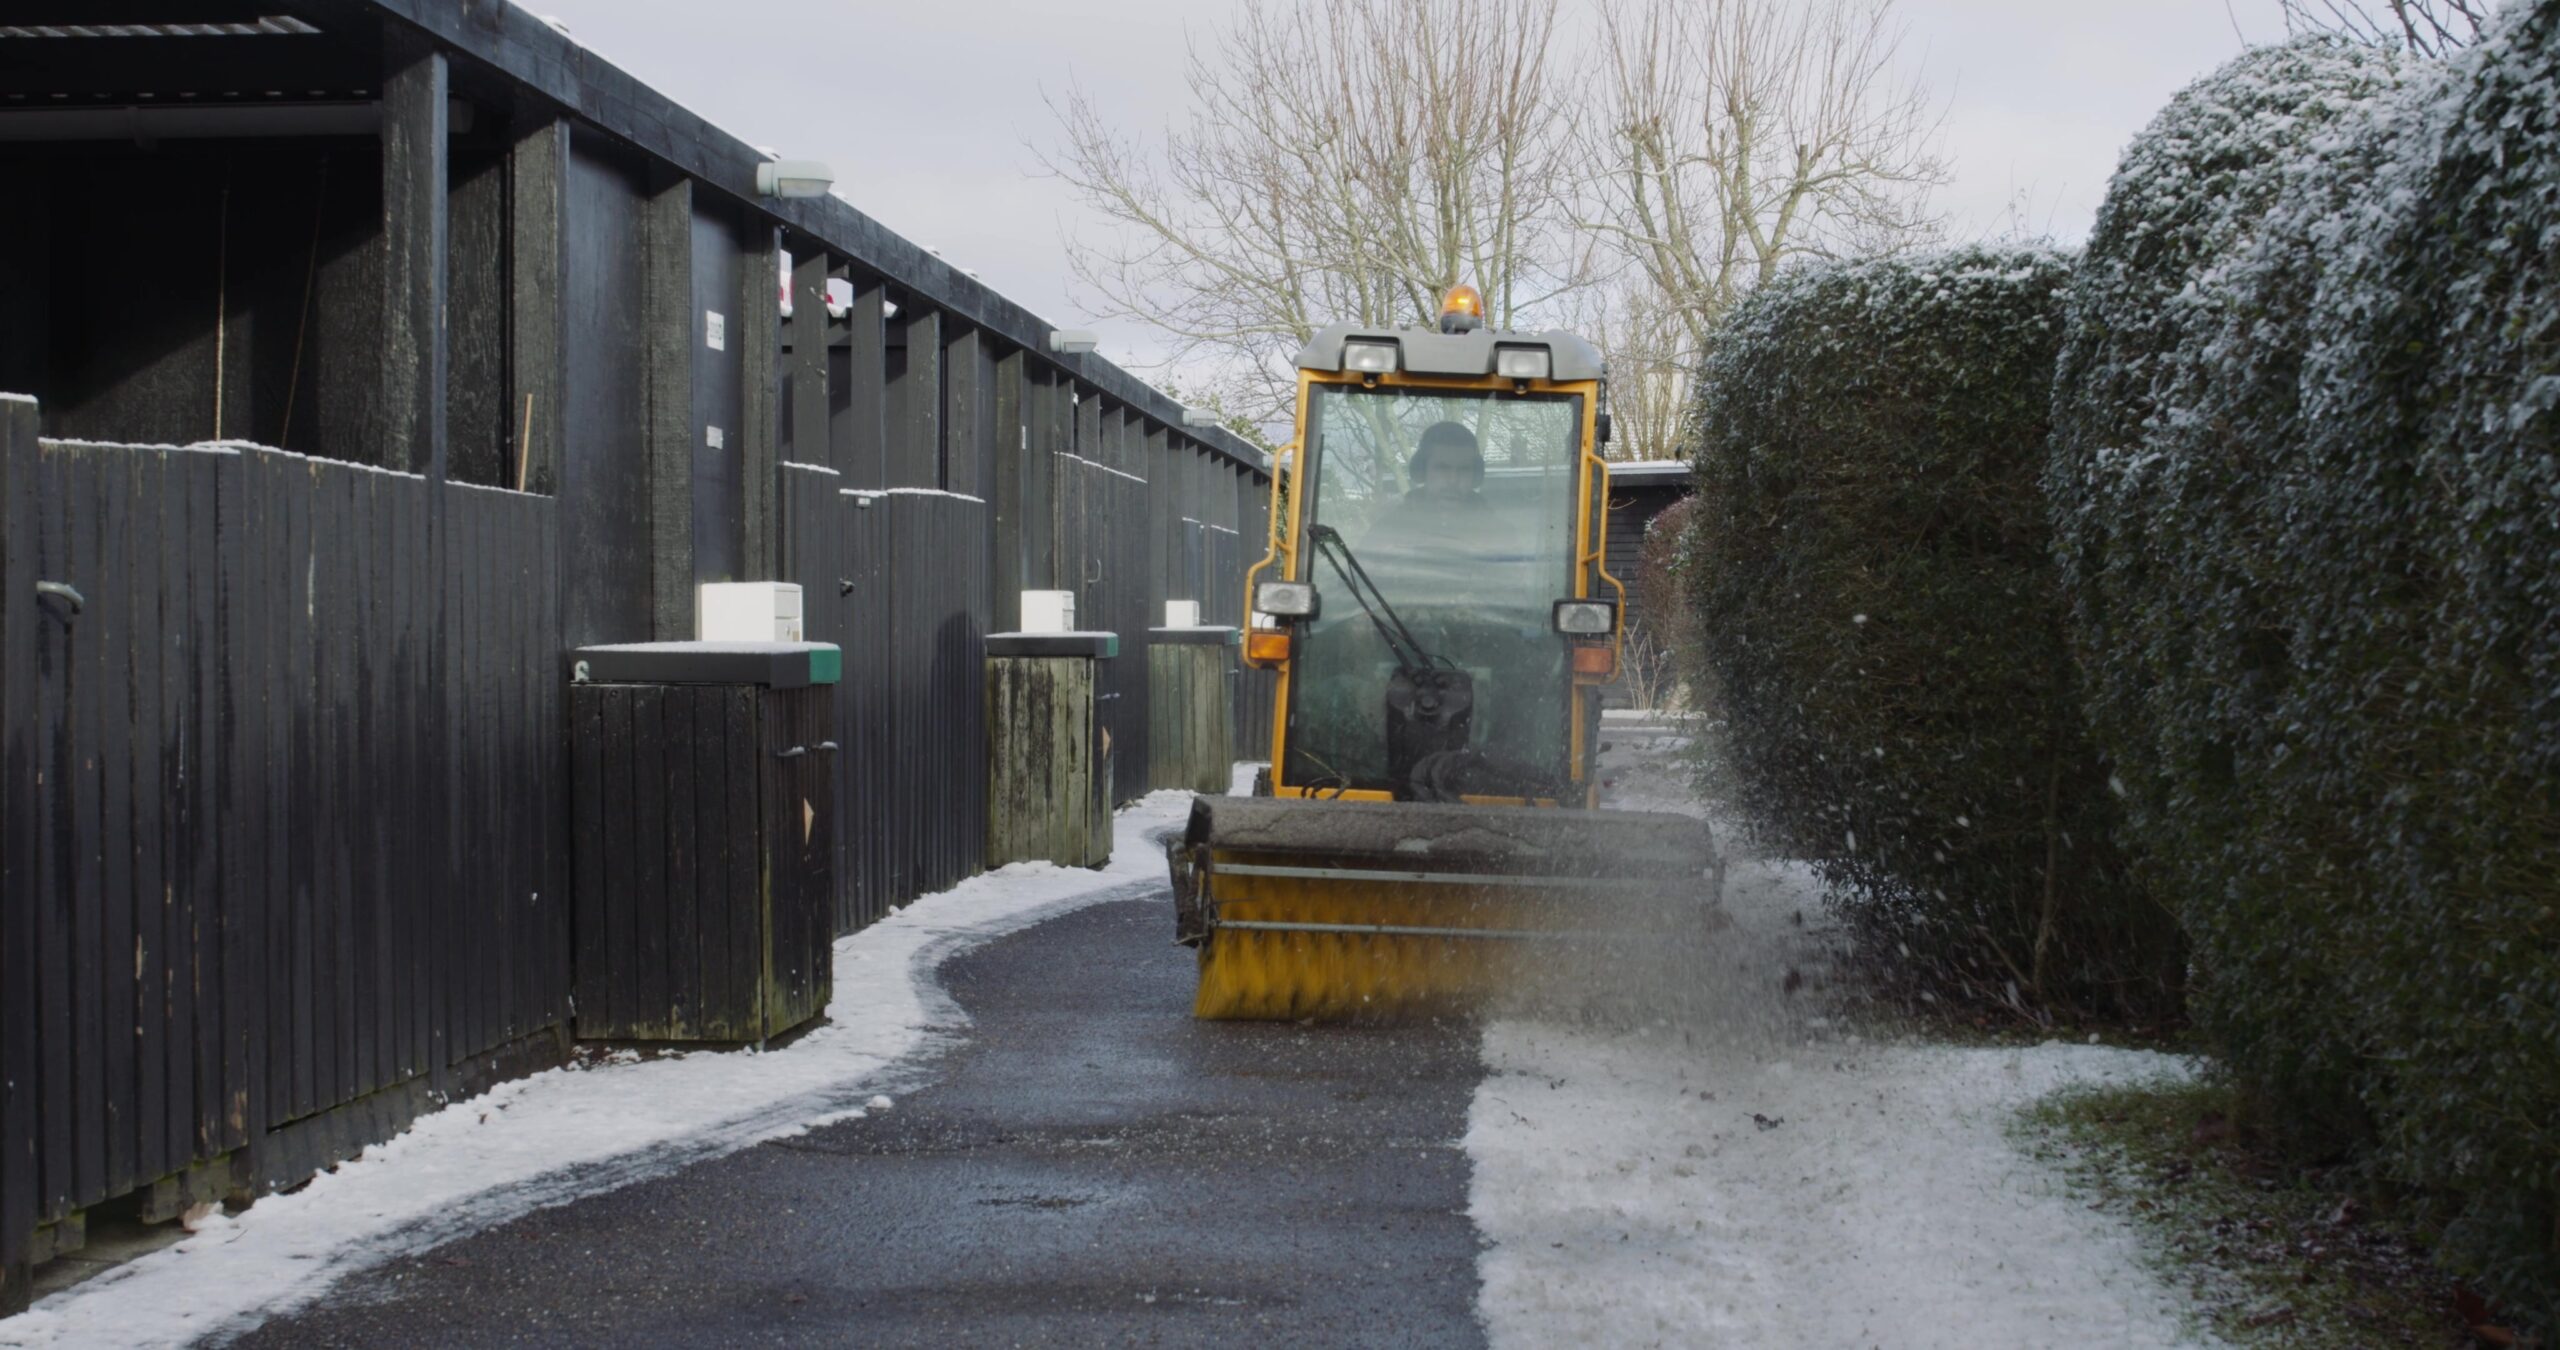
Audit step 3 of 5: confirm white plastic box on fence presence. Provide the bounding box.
[1020,590,1077,634]
[698,581,804,642]
[1164,599,1201,627]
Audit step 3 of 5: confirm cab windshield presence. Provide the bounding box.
[1283,384,1583,793]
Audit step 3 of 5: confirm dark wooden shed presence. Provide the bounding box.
[1602,459,1693,643]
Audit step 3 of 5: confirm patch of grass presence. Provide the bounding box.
[2018,1077,2490,1348]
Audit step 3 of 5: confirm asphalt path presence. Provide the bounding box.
[231,891,1489,1348]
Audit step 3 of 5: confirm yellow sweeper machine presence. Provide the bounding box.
[1167,286,1723,1020]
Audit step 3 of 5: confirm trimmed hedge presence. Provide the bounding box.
[1686,246,2181,1020]
[2052,11,2559,1318]
[2048,34,2419,1126]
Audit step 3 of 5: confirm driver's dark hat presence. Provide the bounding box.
[1408,421,1483,486]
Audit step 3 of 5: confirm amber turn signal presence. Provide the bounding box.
[1570,644,1616,680]
[1246,629,1292,665]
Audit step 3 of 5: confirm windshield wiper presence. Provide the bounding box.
[1304,524,1447,680]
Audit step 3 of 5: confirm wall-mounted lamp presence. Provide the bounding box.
[755,158,834,199]
[1049,330,1099,354]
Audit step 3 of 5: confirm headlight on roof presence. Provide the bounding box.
[1495,347,1551,381]
[1342,340,1399,374]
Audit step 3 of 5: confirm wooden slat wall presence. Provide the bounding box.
[759,684,835,1034]
[781,470,990,935]
[569,682,829,1043]
[0,421,563,1289]
[985,656,1106,869]
[1044,450,1153,808]
[1148,642,1235,796]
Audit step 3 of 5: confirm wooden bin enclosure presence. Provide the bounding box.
[570,643,841,1043]
[986,632,1117,869]
[1148,626,1239,794]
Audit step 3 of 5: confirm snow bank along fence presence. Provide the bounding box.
[0,1,1270,1312]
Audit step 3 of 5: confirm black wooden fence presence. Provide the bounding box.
[2,2,1280,1309]
[0,397,562,1295]
[1050,452,1156,807]
[781,468,992,932]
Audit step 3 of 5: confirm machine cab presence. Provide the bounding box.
[1247,291,1621,806]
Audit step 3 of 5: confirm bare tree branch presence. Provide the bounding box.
[2280,0,2485,57]
[1035,0,1585,426]
[1579,0,1949,380]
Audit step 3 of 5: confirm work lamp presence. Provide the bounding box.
[1552,598,1616,636]
[1342,341,1398,374]
[1256,580,1320,620]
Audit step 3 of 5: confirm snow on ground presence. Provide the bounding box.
[1471,722,2209,1348]
[0,781,1233,1350]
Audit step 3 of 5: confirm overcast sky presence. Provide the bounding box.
[529,0,2299,371]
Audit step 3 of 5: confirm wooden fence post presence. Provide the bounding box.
[1147,626,1240,794]
[985,632,1116,869]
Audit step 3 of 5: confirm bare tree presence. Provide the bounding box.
[1560,276,1695,462]
[1581,0,1948,358]
[1040,0,1585,426]
[2281,0,2486,56]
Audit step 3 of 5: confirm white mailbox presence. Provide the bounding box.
[1164,599,1201,627]
[698,582,804,643]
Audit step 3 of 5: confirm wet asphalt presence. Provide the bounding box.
[229,892,1490,1348]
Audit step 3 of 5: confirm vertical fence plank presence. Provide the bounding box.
[95,448,139,1200]
[569,685,606,1040]
[690,685,732,1033]
[630,686,669,1036]
[316,467,349,1119]
[68,449,108,1207]
[128,448,168,1191]
[34,442,71,1219]
[355,473,388,1099]
[721,686,759,1030]
[212,449,251,1155]
[153,450,193,1178]
[1,401,38,1305]
[397,463,430,1082]
[178,451,219,1159]
[663,686,699,1033]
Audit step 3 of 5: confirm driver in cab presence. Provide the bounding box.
[1356,419,1501,610]
[1366,420,1485,538]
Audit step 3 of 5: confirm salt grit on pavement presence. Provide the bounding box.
[1466,850,2210,1349]
[0,786,1222,1350]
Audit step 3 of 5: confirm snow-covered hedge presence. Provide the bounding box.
[2052,11,2560,1315]
[1684,246,2180,1021]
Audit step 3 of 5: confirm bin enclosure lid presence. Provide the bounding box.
[572,641,841,688]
